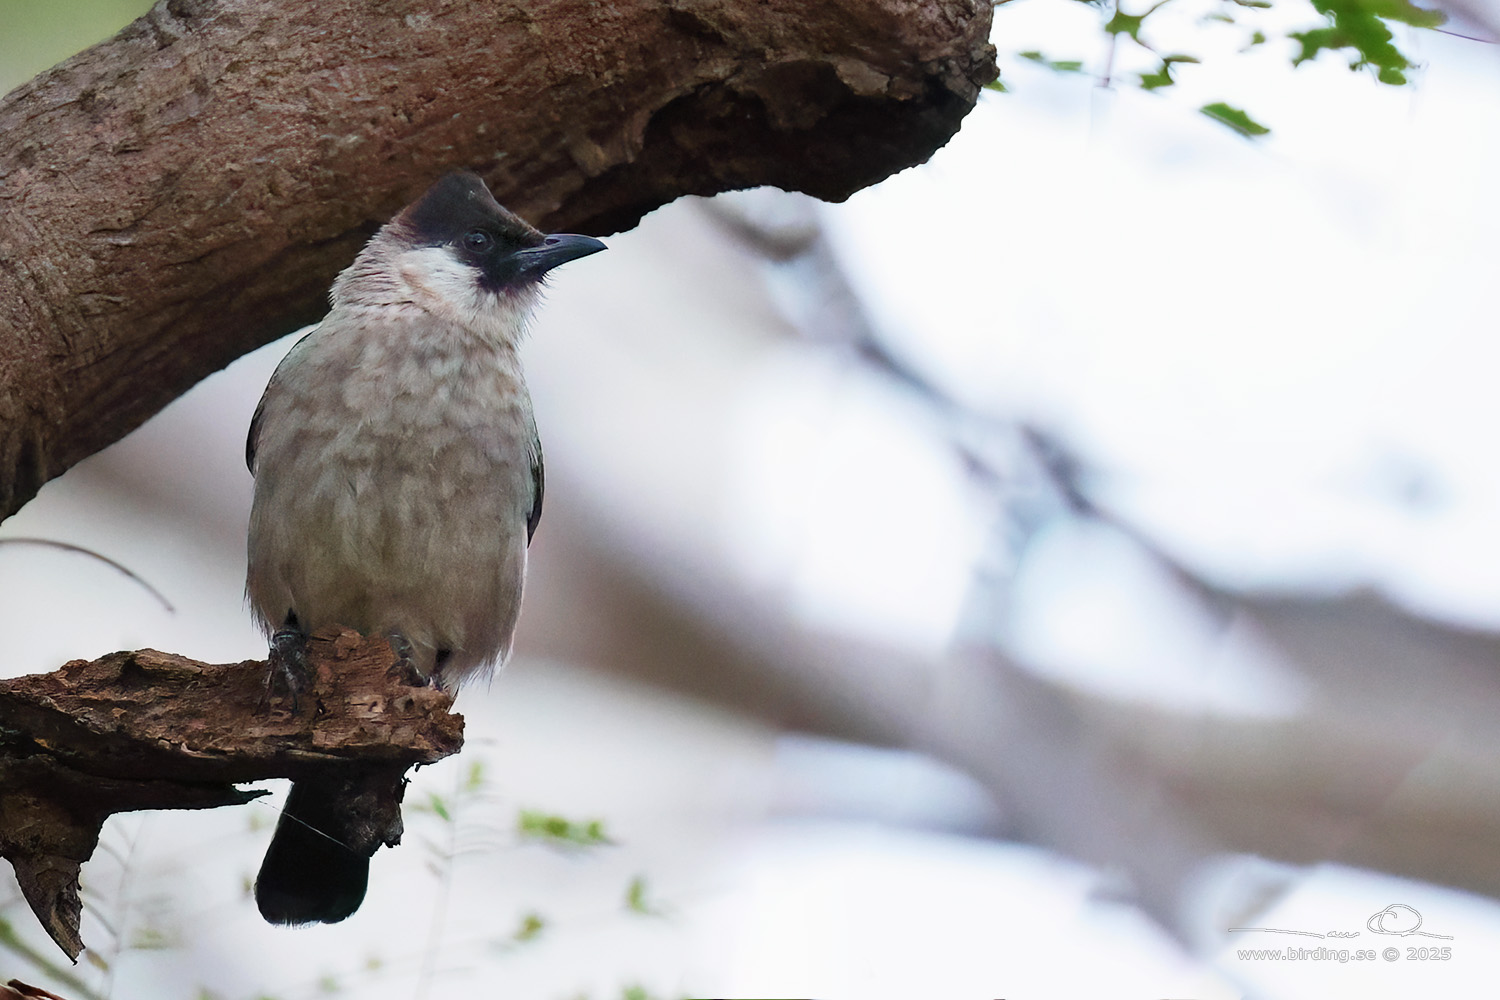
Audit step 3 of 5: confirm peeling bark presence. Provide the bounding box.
[0,627,463,959]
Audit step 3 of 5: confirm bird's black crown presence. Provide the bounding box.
[398,172,544,253]
[395,171,604,293]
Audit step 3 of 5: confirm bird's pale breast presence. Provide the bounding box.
[246,306,535,688]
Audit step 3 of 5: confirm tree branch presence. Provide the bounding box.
[0,0,996,520]
[0,627,463,960]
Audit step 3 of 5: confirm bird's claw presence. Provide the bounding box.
[385,632,427,687]
[263,624,310,712]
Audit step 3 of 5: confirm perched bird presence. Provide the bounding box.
[245,171,605,924]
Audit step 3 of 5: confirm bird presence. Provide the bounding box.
[245,171,605,924]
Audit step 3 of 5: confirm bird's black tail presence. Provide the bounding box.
[255,777,370,925]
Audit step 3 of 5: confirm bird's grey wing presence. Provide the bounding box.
[246,330,317,475]
[527,435,544,544]
[246,388,268,475]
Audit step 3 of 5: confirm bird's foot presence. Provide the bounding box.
[385,631,426,687]
[383,633,446,689]
[262,616,310,712]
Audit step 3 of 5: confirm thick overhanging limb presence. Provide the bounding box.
[0,627,463,960]
[0,0,997,520]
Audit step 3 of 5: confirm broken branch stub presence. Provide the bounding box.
[0,627,463,959]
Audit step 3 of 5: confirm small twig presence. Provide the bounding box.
[1432,26,1496,41]
[1102,0,1121,87]
[0,538,174,614]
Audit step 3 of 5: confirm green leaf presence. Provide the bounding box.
[129,926,176,950]
[1139,65,1173,89]
[625,875,662,916]
[1289,25,1343,64]
[1290,0,1443,85]
[1357,0,1446,28]
[1106,0,1177,40]
[986,78,1010,92]
[517,809,614,847]
[1201,101,1271,136]
[514,911,546,942]
[1019,50,1087,73]
[1249,29,1267,43]
[429,793,451,822]
[1139,53,1200,89]
[1105,8,1148,39]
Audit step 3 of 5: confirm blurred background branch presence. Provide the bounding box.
[524,192,1500,936]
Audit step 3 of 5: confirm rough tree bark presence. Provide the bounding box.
[0,628,461,960]
[0,0,996,520]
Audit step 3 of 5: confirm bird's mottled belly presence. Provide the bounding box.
[247,339,533,686]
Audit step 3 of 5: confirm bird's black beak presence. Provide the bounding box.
[513,233,607,277]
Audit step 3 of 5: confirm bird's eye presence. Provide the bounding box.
[463,229,494,253]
